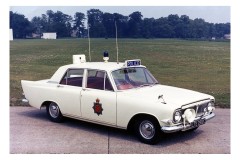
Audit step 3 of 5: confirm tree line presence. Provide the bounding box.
[10,9,230,39]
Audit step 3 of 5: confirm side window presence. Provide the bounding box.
[87,70,105,90]
[60,69,84,87]
[105,74,113,91]
[87,70,113,91]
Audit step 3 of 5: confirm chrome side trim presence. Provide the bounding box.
[62,113,127,130]
[161,113,215,133]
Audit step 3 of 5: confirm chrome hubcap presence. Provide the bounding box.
[139,120,155,139]
[49,103,59,118]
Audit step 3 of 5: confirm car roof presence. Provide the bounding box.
[63,62,124,71]
[60,62,146,72]
[50,61,146,83]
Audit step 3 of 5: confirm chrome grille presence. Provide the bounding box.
[181,101,209,118]
[181,99,212,120]
[196,102,208,116]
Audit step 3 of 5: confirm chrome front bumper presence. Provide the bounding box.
[161,112,215,133]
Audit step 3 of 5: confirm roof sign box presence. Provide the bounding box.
[73,55,86,64]
[124,59,141,67]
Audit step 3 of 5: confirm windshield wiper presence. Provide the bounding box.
[139,82,159,87]
[139,83,154,87]
[140,84,150,87]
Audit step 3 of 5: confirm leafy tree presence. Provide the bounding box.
[31,16,45,35]
[10,11,33,38]
[87,9,105,37]
[175,15,191,38]
[10,8,231,39]
[102,12,115,38]
[142,18,155,38]
[101,12,129,38]
[153,17,174,38]
[207,23,216,38]
[73,12,85,37]
[33,10,73,38]
[190,18,208,38]
[128,11,143,38]
[51,11,73,37]
[113,13,129,38]
[215,23,230,38]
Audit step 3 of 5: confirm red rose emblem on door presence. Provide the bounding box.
[93,98,103,116]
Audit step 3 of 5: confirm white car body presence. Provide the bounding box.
[21,55,215,144]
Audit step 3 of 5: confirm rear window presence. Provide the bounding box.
[60,69,84,87]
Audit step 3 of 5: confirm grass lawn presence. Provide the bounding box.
[10,38,230,107]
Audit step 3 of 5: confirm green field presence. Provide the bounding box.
[10,39,230,108]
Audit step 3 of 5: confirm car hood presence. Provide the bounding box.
[120,84,213,107]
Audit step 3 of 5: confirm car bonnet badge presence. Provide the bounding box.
[93,98,103,116]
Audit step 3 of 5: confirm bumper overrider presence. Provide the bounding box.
[161,112,215,133]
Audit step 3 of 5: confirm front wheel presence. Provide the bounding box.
[46,102,63,122]
[135,117,162,144]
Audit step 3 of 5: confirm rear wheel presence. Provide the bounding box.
[46,102,63,122]
[134,117,162,144]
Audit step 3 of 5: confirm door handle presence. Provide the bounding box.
[57,84,64,88]
[82,88,90,91]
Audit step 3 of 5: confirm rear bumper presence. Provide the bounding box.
[22,98,29,103]
[161,112,215,133]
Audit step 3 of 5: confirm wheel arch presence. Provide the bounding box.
[127,113,161,132]
[41,100,55,109]
[43,101,64,122]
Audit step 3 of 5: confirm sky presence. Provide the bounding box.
[10,6,230,24]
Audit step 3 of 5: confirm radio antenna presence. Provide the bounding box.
[87,22,91,62]
[115,20,119,64]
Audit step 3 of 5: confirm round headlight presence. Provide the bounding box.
[173,110,182,123]
[207,102,214,112]
[204,107,207,114]
[184,109,196,123]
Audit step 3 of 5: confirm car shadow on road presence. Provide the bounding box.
[18,108,204,147]
[17,108,49,121]
[108,123,203,148]
[156,130,203,147]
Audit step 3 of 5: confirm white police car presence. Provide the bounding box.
[21,53,215,144]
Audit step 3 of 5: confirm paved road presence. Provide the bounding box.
[10,107,230,154]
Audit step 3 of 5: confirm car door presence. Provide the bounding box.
[54,68,83,117]
[81,69,117,125]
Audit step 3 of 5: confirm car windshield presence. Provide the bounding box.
[112,67,159,90]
